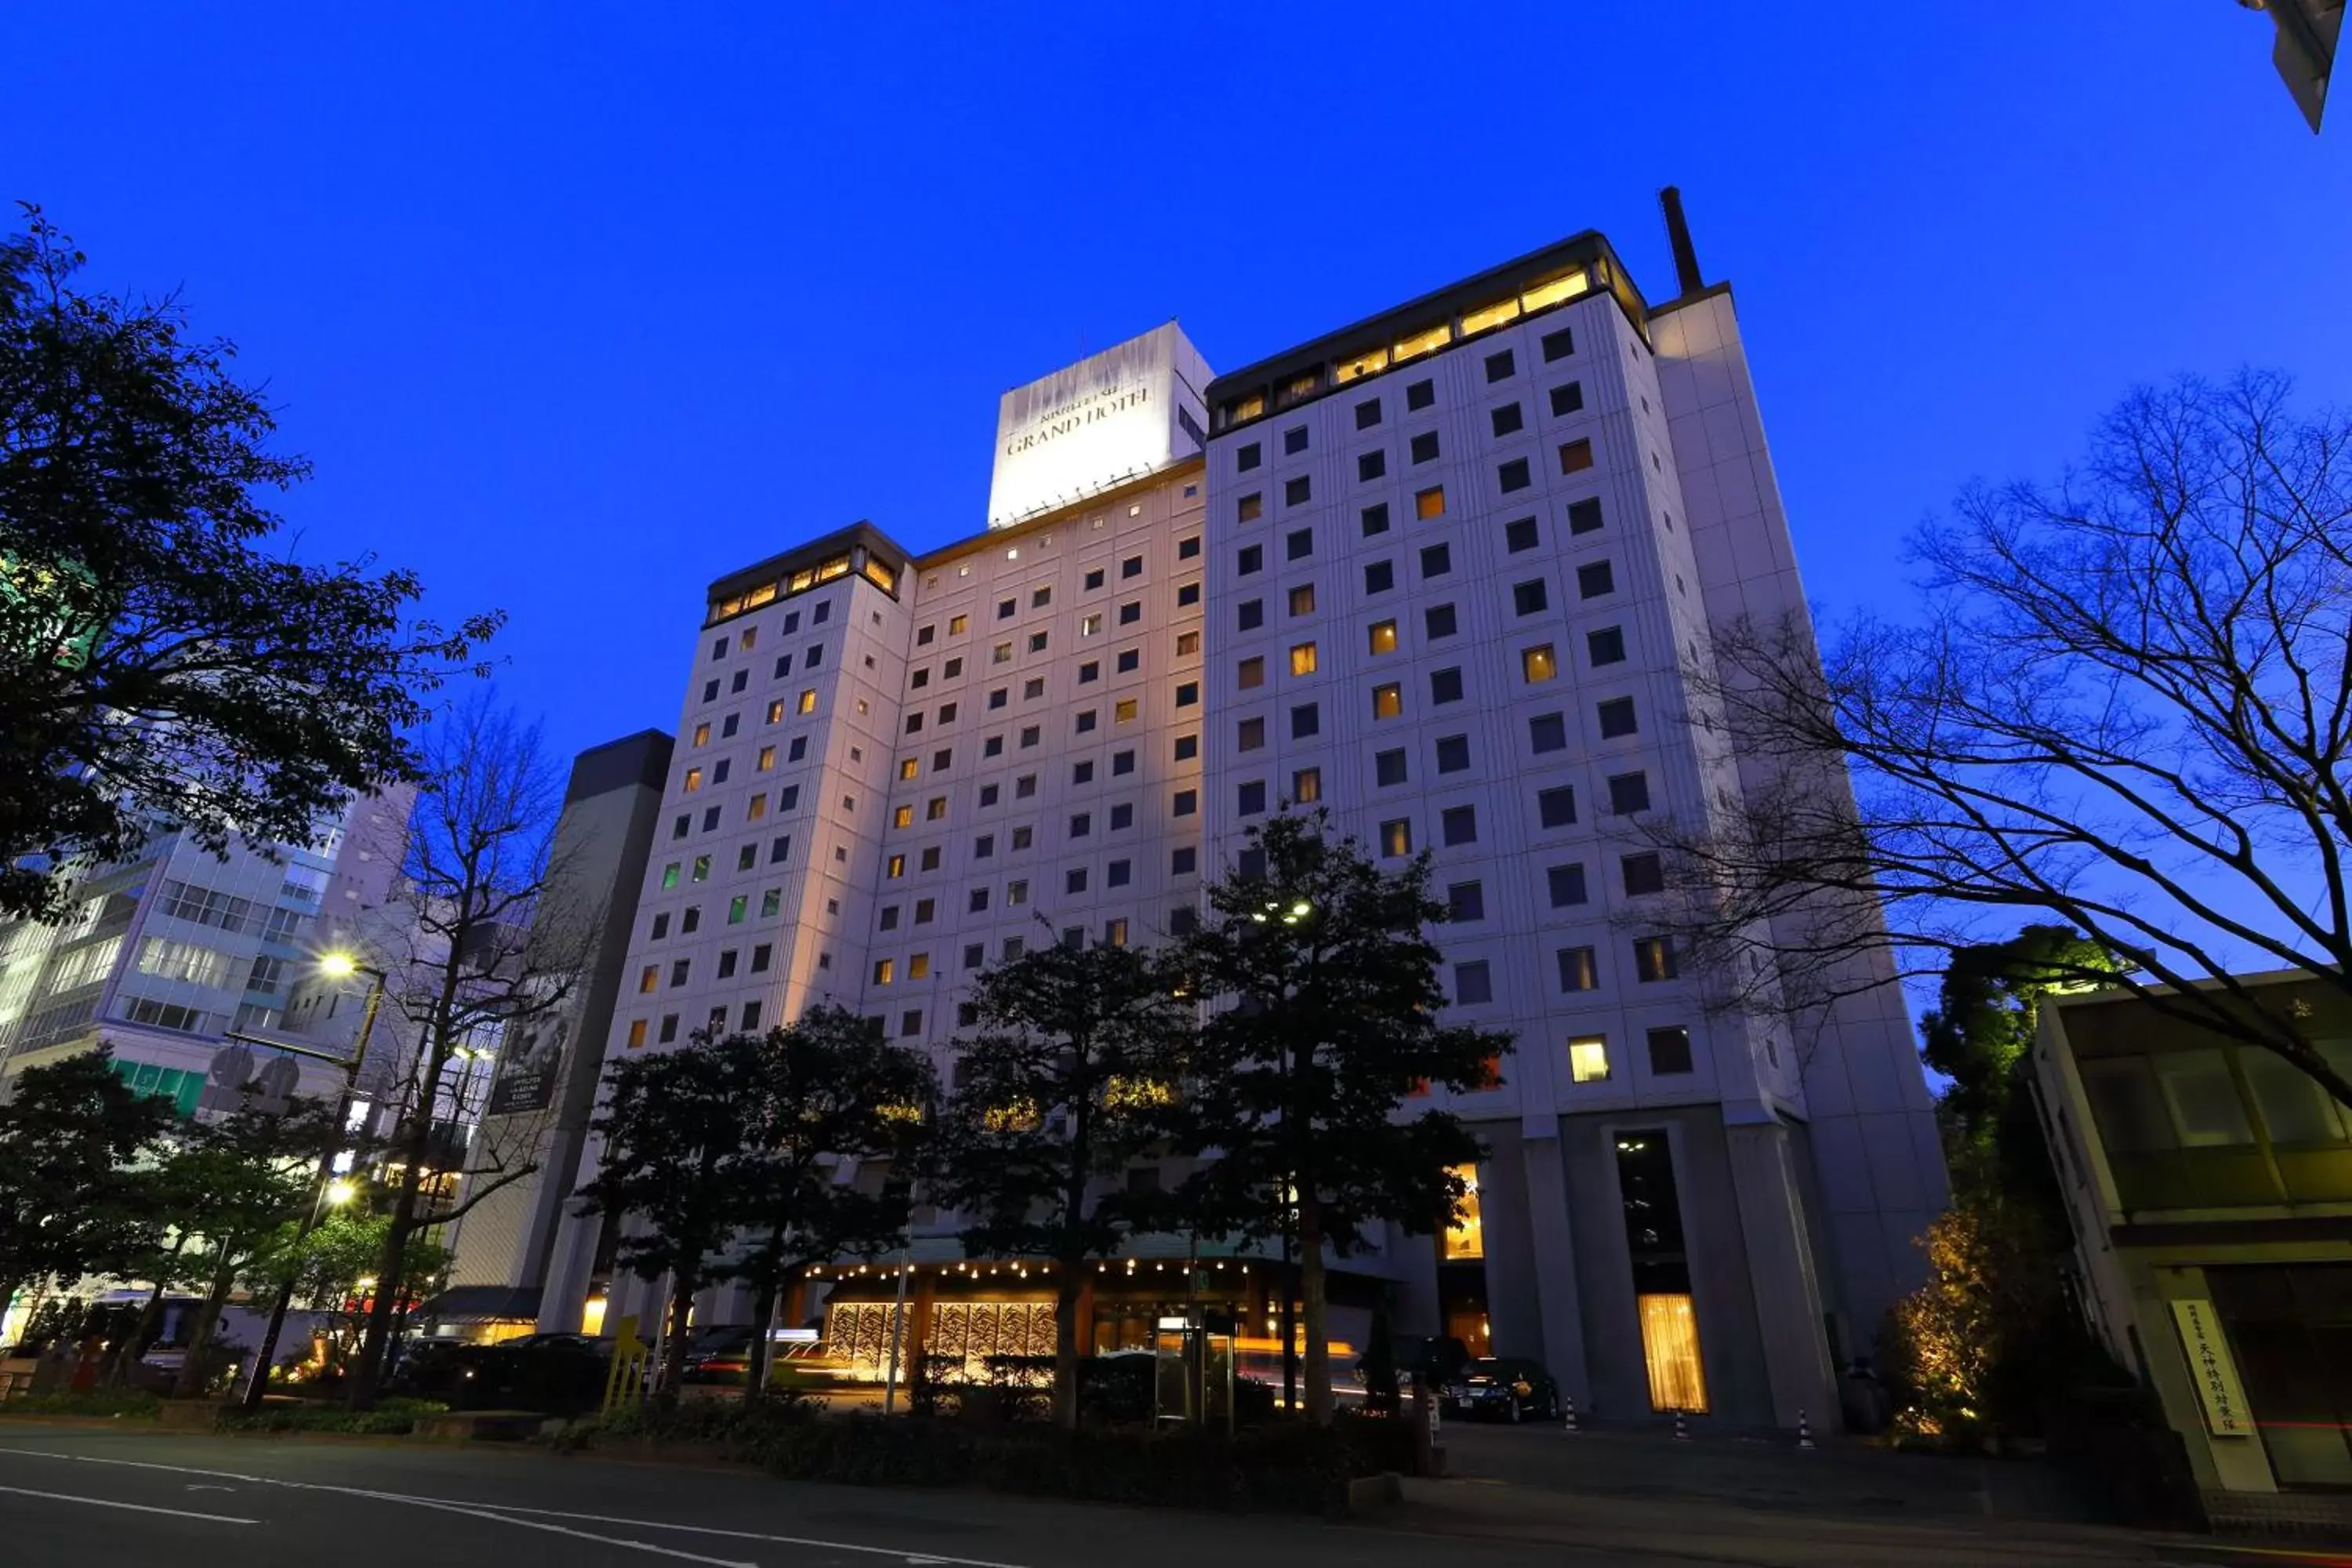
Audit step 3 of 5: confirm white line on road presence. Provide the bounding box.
[339,1486,755,1568]
[0,1483,258,1525]
[456,1501,1038,1567]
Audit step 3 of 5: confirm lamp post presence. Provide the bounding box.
[235,952,385,1411]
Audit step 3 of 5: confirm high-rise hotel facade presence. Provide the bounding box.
[537,216,1946,1429]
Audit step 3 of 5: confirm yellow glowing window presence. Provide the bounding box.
[1372,683,1402,720]
[1227,392,1266,423]
[1639,1294,1709,1413]
[738,626,759,652]
[1415,486,1446,521]
[1368,620,1399,655]
[899,758,919,780]
[1443,1163,1484,1260]
[1334,347,1390,384]
[1115,699,1138,724]
[789,568,815,592]
[1381,819,1412,856]
[909,953,931,980]
[887,854,906,879]
[1559,439,1595,475]
[873,959,894,985]
[1292,767,1322,804]
[892,804,915,829]
[1393,322,1452,363]
[862,557,896,592]
[1521,270,1588,312]
[1568,1036,1611,1083]
[1238,657,1265,691]
[747,793,768,821]
[949,614,969,634]
[682,767,704,793]
[691,723,710,747]
[744,582,778,610]
[626,1018,648,1049]
[766,700,786,724]
[797,689,817,714]
[815,556,851,582]
[757,746,776,771]
[1288,583,1316,615]
[1177,630,1200,655]
[1461,297,1521,336]
[927,797,948,821]
[638,965,659,995]
[1290,643,1318,676]
[1523,644,1559,683]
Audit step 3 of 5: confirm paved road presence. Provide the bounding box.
[0,1424,1709,1568]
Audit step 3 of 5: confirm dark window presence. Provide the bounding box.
[1238,544,1263,575]
[1109,802,1133,829]
[1172,845,1197,875]
[1108,858,1131,887]
[1577,561,1615,598]
[1238,847,1267,880]
[1547,863,1588,907]
[1084,568,1105,590]
[1485,348,1515,382]
[1360,502,1391,537]
[1174,789,1197,816]
[1454,960,1493,1004]
[1287,528,1314,561]
[1410,431,1439,465]
[1406,378,1435,411]
[1174,734,1198,760]
[1283,426,1308,456]
[1609,771,1651,814]
[1179,535,1201,559]
[1177,581,1200,605]
[1490,402,1523,437]
[1430,666,1464,704]
[1425,602,1457,639]
[1375,749,1408,787]
[1441,805,1478,846]
[1176,681,1198,706]
[1622,853,1665,895]
[1238,780,1267,815]
[1588,626,1627,666]
[1067,867,1088,894]
[1448,880,1486,921]
[1598,698,1638,738]
[1436,734,1470,773]
[1364,560,1395,593]
[1419,543,1450,579]
[1237,717,1265,752]
[1290,702,1319,739]
[1238,598,1264,630]
[1541,325,1574,361]
[1356,397,1382,429]
[1123,554,1143,579]
[1359,450,1387,482]
[1538,786,1577,827]
[1112,748,1135,775]
[963,943,984,970]
[1239,494,1263,524]
[1504,516,1539,554]
[1285,476,1312,507]
[1568,497,1604,535]
[1120,600,1142,625]
[1648,1027,1693,1075]
[1513,579,1548,615]
[1529,713,1567,753]
[1237,442,1261,471]
[1498,457,1531,493]
[1550,380,1585,418]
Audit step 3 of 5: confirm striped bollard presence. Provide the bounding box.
[1797,1407,1816,1449]
[1560,1394,1580,1433]
[1671,1408,1691,1441]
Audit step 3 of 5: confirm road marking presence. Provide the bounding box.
[461,1501,1036,1567]
[339,1486,755,1568]
[0,1483,258,1525]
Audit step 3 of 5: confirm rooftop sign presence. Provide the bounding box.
[985,323,1210,530]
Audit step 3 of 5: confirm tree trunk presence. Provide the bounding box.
[1051,1264,1083,1431]
[172,1246,237,1399]
[1279,1228,1298,1414]
[111,1266,179,1388]
[742,1243,782,1407]
[656,1271,698,1412]
[346,1157,423,1411]
[1298,1194,1331,1426]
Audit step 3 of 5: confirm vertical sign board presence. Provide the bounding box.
[2169,1297,2254,1437]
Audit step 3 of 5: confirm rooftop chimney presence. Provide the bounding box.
[1658,186,1705,296]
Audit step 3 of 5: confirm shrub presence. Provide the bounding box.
[215,1399,442,1436]
[0,1389,162,1420]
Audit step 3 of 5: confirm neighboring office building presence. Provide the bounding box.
[2036,971,2352,1526]
[543,207,1947,1430]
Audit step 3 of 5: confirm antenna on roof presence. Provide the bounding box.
[1657,186,1705,296]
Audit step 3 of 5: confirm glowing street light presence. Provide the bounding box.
[325,1179,357,1207]
[317,950,359,978]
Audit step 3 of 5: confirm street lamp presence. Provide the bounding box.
[237,951,387,1410]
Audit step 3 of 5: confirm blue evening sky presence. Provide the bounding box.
[11,4,2348,771]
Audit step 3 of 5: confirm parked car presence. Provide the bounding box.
[679,1325,757,1385]
[1439,1356,1559,1423]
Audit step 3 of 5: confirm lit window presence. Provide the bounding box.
[1568,1036,1610,1083]
[1393,321,1451,362]
[1292,767,1322,804]
[682,767,703,793]
[873,959,894,985]
[1634,936,1679,982]
[1116,699,1138,723]
[909,953,931,980]
[757,745,776,771]
[1371,683,1403,720]
[1559,439,1595,475]
[1443,1163,1484,1259]
[1288,583,1316,616]
[1414,486,1446,521]
[1368,619,1398,655]
[1238,657,1265,689]
[797,689,816,714]
[1523,644,1559,683]
[892,804,914,829]
[1638,1294,1708,1414]
[1380,819,1412,857]
[1289,642,1318,676]
[691,722,710,747]
[747,793,768,821]
[1177,630,1200,655]
[1464,297,1521,336]
[899,758,920,781]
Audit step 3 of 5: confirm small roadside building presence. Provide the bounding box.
[2034,971,2352,1527]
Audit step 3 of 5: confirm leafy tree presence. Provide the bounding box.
[1644,372,2352,1105]
[931,939,1191,1429]
[0,206,500,924]
[1171,810,1512,1425]
[249,1212,449,1383]
[0,1050,172,1323]
[724,1007,935,1405]
[575,1034,762,1411]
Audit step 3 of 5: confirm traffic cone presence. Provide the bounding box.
[1672,1409,1691,1442]
[1560,1394,1580,1433]
[1797,1408,1816,1450]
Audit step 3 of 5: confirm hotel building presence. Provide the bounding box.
[536,208,1946,1428]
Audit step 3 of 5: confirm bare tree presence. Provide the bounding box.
[1646,371,2352,1103]
[343,697,597,1408]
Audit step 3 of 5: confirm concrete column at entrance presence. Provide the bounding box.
[1724,1115,1841,1428]
[537,1206,597,1332]
[1521,1130,1593,1404]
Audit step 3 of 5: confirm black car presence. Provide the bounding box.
[1440,1356,1559,1423]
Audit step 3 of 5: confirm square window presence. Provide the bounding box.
[1291,766,1323,803]
[1238,544,1263,575]
[1080,660,1101,684]
[1504,516,1539,554]
[1238,780,1267,815]
[702,805,721,832]
[1359,450,1386,482]
[970,887,991,913]
[1239,598,1265,630]
[1283,425,1308,456]
[1597,697,1638,738]
[1420,543,1451,578]
[1029,630,1049,652]
[1430,666,1464,703]
[1380,818,1413,856]
[1441,804,1478,846]
[1556,946,1598,993]
[659,1014,679,1044]
[1523,644,1559,682]
[1436,734,1469,773]
[901,1009,924,1038]
[1410,430,1439,465]
[1173,788,1197,816]
[1406,379,1435,411]
[999,596,1017,620]
[1498,457,1532,492]
[1368,619,1399,654]
[1375,748,1408,786]
[1547,863,1588,907]
[1588,626,1627,666]
[880,904,902,932]
[1513,579,1548,615]
[1550,380,1585,418]
[1360,502,1391,537]
[975,833,996,858]
[1032,585,1053,608]
[1173,733,1196,762]
[1175,630,1200,656]
[1414,485,1446,521]
[1622,852,1665,895]
[702,679,719,703]
[1559,439,1595,475]
[788,735,808,760]
[1180,535,1201,559]
[963,942,985,969]
[1493,401,1528,440]
[771,833,792,863]
[752,942,773,973]
[1541,325,1574,361]
[1485,348,1515,382]
[1085,568,1106,592]
[1448,880,1486,921]
[1237,442,1261,472]
[1238,655,1265,690]
[1286,528,1313,561]
[1648,1027,1694,1075]
[1284,476,1312,507]
[1371,682,1403,720]
[1106,857,1131,888]
[1075,709,1098,732]
[949,612,968,633]
[1569,497,1604,535]
[1236,848,1266,881]
[1238,716,1266,751]
[1364,560,1395,593]
[1289,641,1318,675]
[1568,1036,1610,1083]
[1288,583,1316,615]
[1609,771,1651,814]
[1113,647,1139,673]
[1455,960,1493,1004]
[731,670,748,694]
[1123,554,1144,579]
[1119,600,1142,625]
[1073,760,1096,785]
[1634,935,1679,982]
[1112,748,1136,775]
[1069,811,1092,838]
[1290,702,1319,739]
[1172,845,1198,875]
[1356,397,1382,429]
[1538,785,1577,827]
[1529,713,1567,753]
[1418,604,1457,641]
